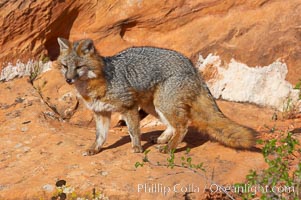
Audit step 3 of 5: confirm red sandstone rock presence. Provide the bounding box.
[0,0,300,83]
[1,1,301,199]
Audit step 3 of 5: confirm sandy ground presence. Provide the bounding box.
[0,78,301,200]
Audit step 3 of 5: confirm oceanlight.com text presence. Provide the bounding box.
[209,183,296,195]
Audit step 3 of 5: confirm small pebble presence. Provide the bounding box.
[42,184,54,192]
[23,146,30,153]
[100,171,108,176]
[14,143,23,149]
[21,127,28,132]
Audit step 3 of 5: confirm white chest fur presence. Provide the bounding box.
[84,99,116,112]
[74,82,116,112]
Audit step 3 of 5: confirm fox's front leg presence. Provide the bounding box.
[122,107,143,153]
[85,111,111,156]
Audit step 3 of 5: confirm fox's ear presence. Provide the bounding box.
[57,37,71,51]
[81,39,95,55]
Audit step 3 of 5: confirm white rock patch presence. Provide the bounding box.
[197,54,300,111]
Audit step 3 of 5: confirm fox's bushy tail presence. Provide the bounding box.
[190,91,257,149]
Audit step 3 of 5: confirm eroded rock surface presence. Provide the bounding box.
[1,0,300,83]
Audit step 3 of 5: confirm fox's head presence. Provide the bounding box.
[57,38,103,84]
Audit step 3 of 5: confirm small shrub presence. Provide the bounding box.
[294,80,301,98]
[0,55,51,82]
[135,148,205,172]
[282,98,299,119]
[51,180,108,200]
[236,132,301,200]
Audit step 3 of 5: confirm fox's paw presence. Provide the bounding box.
[149,136,169,144]
[157,145,169,154]
[157,137,170,144]
[83,147,101,156]
[132,145,143,153]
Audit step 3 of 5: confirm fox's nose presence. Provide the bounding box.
[66,79,73,84]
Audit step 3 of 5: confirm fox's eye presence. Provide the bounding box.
[62,64,68,69]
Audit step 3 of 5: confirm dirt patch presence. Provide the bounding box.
[0,77,300,199]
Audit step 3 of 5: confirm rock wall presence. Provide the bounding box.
[1,0,301,83]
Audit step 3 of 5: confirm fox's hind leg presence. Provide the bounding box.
[154,100,189,153]
[153,78,191,153]
[155,109,174,144]
[155,107,188,153]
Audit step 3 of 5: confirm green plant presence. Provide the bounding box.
[135,149,151,168]
[280,79,301,119]
[281,98,299,119]
[29,61,42,82]
[51,180,108,200]
[236,132,301,200]
[294,79,301,100]
[263,124,277,133]
[135,148,237,199]
[135,148,205,172]
[29,54,50,83]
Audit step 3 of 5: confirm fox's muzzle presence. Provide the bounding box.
[66,79,74,84]
[65,69,78,84]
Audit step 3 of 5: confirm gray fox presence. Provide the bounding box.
[57,38,257,155]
